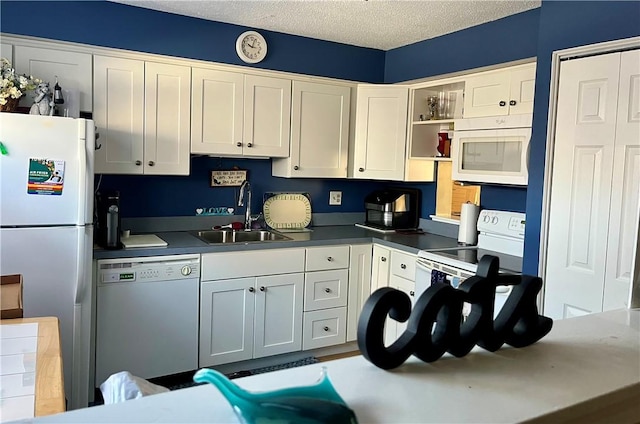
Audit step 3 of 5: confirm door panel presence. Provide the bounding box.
[353,85,408,180]
[190,68,244,156]
[253,273,303,358]
[199,278,254,366]
[604,49,640,310]
[93,56,144,174]
[544,53,621,319]
[144,62,191,175]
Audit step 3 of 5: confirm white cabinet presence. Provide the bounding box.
[93,56,191,175]
[272,81,351,178]
[1,43,12,61]
[370,245,417,346]
[199,248,305,366]
[302,246,350,350]
[385,250,417,346]
[200,274,304,366]
[463,63,536,118]
[14,45,92,112]
[191,68,291,158]
[346,244,372,342]
[351,85,408,181]
[544,50,640,319]
[371,244,391,292]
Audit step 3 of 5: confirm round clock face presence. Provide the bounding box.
[236,31,267,64]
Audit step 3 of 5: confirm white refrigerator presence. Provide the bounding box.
[0,113,94,410]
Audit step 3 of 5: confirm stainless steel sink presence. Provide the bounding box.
[191,229,292,244]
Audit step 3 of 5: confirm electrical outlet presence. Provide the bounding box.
[329,191,342,206]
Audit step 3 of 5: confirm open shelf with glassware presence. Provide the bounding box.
[407,79,464,162]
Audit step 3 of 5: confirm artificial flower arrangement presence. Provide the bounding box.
[1,57,40,111]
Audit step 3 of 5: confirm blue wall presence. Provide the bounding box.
[4,1,637,275]
[522,0,640,275]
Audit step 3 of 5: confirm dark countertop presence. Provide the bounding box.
[93,225,460,260]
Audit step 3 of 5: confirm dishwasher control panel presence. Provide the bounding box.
[98,254,200,284]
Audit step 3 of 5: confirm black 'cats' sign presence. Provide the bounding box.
[357,255,552,370]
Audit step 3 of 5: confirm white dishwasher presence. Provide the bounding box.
[95,254,200,386]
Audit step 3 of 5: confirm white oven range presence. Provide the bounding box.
[415,210,526,317]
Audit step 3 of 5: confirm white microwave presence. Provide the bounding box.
[452,115,532,186]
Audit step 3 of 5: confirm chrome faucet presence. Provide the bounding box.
[238,180,252,230]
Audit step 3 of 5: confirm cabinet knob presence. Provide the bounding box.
[381,257,387,262]
[323,326,330,332]
[401,264,407,269]
[148,160,155,166]
[325,287,331,293]
[509,100,517,106]
[499,101,507,107]
[135,160,142,166]
[358,167,365,172]
[327,256,333,262]
[247,143,253,148]
[294,166,299,170]
[410,291,415,297]
[260,286,266,292]
[248,287,255,293]
[236,142,242,147]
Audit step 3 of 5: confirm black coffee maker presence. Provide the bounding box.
[96,190,122,249]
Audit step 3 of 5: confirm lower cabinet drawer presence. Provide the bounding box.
[304,269,348,311]
[302,307,346,350]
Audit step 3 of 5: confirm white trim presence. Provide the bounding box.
[538,36,640,311]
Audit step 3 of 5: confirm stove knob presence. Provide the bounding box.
[483,215,491,223]
[491,216,498,224]
[181,266,192,276]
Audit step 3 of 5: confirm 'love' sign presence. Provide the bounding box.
[357,255,553,370]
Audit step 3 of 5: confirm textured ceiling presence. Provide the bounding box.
[108,0,541,50]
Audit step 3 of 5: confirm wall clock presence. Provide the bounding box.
[236,31,267,64]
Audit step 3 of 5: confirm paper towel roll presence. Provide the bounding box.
[458,202,480,245]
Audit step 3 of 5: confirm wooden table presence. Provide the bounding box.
[0,317,65,418]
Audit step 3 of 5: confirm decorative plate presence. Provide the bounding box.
[263,192,312,230]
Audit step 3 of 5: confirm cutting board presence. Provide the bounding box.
[121,234,168,248]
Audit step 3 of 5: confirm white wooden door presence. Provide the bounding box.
[253,273,303,358]
[508,64,537,115]
[371,245,391,293]
[347,244,372,341]
[544,53,621,319]
[280,80,350,178]
[243,75,291,158]
[93,56,145,174]
[199,278,255,366]
[463,69,511,118]
[14,45,92,111]
[190,68,244,156]
[603,50,640,311]
[353,85,408,180]
[144,62,191,175]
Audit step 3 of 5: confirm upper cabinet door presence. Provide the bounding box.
[508,64,536,115]
[1,43,12,62]
[463,70,511,118]
[144,62,191,175]
[463,63,536,118]
[93,55,145,175]
[272,81,351,178]
[14,45,92,112]
[244,75,291,158]
[191,68,244,156]
[352,85,408,181]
